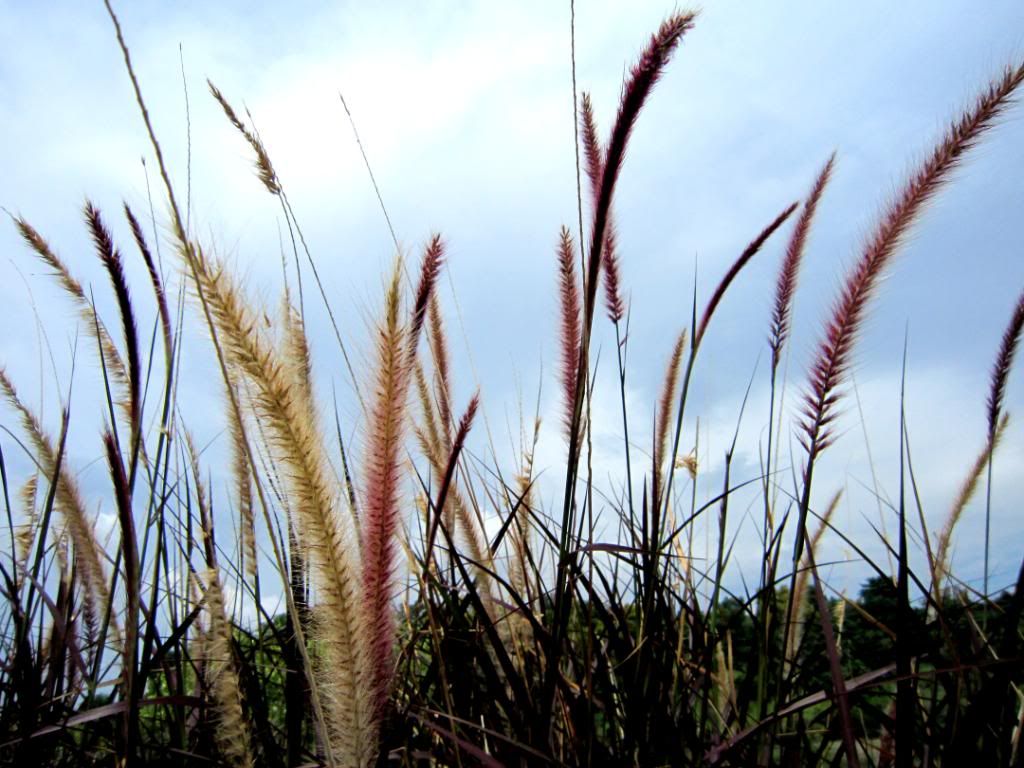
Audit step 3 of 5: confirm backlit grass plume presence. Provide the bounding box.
[769,153,836,372]
[557,226,582,440]
[362,237,443,721]
[583,12,696,339]
[2,5,1023,766]
[180,240,373,765]
[799,63,1024,460]
[199,568,255,768]
[0,368,118,645]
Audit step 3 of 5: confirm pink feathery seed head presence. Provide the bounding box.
[580,92,604,206]
[987,289,1024,438]
[602,223,625,323]
[579,90,624,324]
[409,233,445,357]
[769,153,836,370]
[456,392,480,443]
[427,295,453,436]
[557,226,582,440]
[585,11,697,330]
[85,201,141,413]
[800,61,1024,455]
[124,202,173,358]
[695,201,798,349]
[84,201,118,266]
[362,262,415,719]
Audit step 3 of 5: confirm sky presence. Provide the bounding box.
[1,1,1023,607]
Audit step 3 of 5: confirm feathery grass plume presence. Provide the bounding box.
[185,429,223,581]
[409,235,445,362]
[281,301,317,428]
[361,237,444,721]
[208,80,281,196]
[424,393,480,563]
[413,365,446,489]
[413,358,495,599]
[589,10,700,317]
[361,259,411,724]
[653,329,687,507]
[833,593,847,656]
[933,413,1010,589]
[800,62,1024,458]
[427,295,453,438]
[579,92,603,206]
[675,449,698,479]
[199,568,255,768]
[508,415,541,600]
[769,153,836,371]
[180,242,372,765]
[694,202,798,349]
[987,289,1024,438]
[14,476,39,569]
[0,367,119,643]
[785,488,842,662]
[983,289,1024,598]
[557,226,582,440]
[584,11,695,335]
[226,380,257,581]
[549,22,696,697]
[86,203,141,440]
[579,92,626,323]
[124,202,173,363]
[102,429,140,756]
[14,216,129,392]
[602,222,626,324]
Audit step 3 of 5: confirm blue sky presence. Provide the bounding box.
[1,1,1023,604]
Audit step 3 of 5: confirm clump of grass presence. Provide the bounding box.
[1,5,1022,768]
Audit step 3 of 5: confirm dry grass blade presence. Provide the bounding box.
[933,413,1009,590]
[695,202,798,349]
[786,489,842,661]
